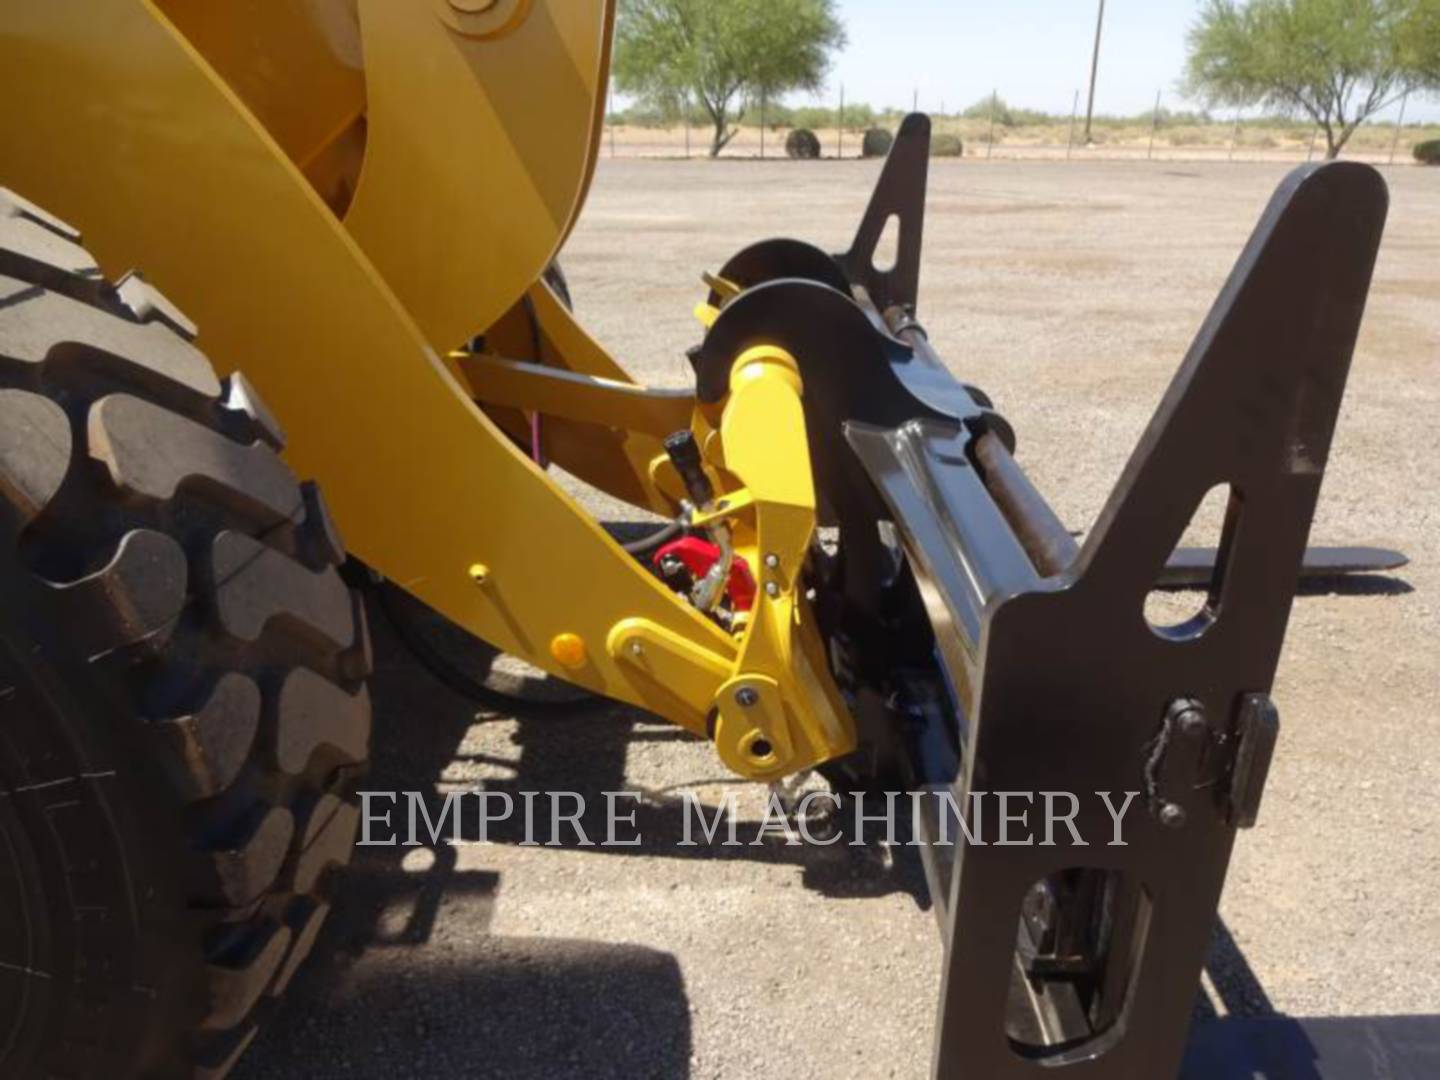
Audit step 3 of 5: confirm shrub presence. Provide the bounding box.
[960,94,1052,128]
[862,127,894,158]
[786,128,822,160]
[789,106,832,131]
[1415,139,1440,165]
[1168,128,1211,147]
[963,94,1008,123]
[839,103,877,132]
[931,133,963,158]
[840,102,869,131]
[761,102,795,131]
[790,103,878,132]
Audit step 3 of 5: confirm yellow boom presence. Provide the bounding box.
[0,0,855,780]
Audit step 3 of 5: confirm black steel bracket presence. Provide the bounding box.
[690,118,1389,1079]
[859,162,1388,1078]
[840,113,932,314]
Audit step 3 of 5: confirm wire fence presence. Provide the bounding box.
[603,85,1437,167]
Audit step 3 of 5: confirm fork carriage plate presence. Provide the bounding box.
[693,116,1389,1078]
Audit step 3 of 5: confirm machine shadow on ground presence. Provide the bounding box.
[235,589,1434,1079]
[234,588,927,1079]
[233,593,696,1079]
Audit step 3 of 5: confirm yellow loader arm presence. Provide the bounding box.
[0,0,853,781]
[0,3,1395,1078]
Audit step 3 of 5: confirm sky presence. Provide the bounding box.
[794,0,1436,123]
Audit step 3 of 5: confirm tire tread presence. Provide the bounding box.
[0,193,370,1080]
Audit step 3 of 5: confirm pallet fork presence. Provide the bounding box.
[693,116,1389,1077]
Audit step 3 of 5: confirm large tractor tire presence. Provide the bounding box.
[0,189,371,1078]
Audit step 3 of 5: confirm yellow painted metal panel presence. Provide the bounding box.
[0,0,736,715]
[154,0,366,172]
[344,0,614,351]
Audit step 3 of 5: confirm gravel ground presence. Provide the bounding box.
[235,158,1438,1078]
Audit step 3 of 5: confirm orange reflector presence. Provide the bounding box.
[549,632,588,670]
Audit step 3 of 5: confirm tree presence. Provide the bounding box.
[1185,0,1440,159]
[614,0,846,157]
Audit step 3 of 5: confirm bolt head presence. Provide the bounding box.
[764,553,780,569]
[764,581,780,598]
[735,687,760,708]
[1159,802,1187,829]
[1178,708,1208,738]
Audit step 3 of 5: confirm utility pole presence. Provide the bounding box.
[1082,0,1106,145]
[914,88,919,113]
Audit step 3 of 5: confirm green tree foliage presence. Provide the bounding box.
[609,101,877,133]
[960,95,1052,127]
[1185,0,1440,158]
[931,133,965,157]
[791,102,876,131]
[614,0,846,157]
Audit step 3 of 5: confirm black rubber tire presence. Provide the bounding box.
[0,188,371,1078]
[785,128,822,160]
[541,260,573,310]
[862,127,895,158]
[373,574,595,710]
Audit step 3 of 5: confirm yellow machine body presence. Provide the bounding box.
[0,0,855,779]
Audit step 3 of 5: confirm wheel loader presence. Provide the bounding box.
[0,2,1400,1077]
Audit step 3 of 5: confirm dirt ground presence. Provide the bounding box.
[235,159,1438,1078]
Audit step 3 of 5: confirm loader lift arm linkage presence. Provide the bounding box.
[470,116,1392,1076]
[0,3,1397,1076]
